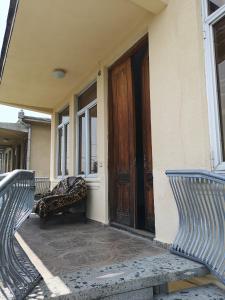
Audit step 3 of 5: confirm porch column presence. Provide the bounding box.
[20,142,24,169]
[50,113,57,183]
[68,96,76,176]
[97,66,109,224]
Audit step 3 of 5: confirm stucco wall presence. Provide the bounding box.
[50,67,109,224]
[149,0,211,243]
[50,0,211,244]
[30,123,51,177]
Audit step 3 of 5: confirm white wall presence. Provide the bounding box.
[149,0,211,243]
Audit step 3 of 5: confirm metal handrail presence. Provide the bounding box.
[0,170,41,299]
[0,172,8,182]
[34,177,50,196]
[166,169,225,285]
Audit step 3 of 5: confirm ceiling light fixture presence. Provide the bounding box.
[52,69,66,79]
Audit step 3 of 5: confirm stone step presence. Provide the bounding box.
[154,284,225,299]
[27,253,209,299]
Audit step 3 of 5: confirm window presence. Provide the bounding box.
[77,82,97,176]
[214,16,225,159]
[203,0,225,169]
[208,0,225,15]
[57,107,69,176]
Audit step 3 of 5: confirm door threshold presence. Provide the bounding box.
[110,222,155,240]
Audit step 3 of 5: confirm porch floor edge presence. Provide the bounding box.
[27,253,209,300]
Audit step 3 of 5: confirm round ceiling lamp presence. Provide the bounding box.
[52,69,66,79]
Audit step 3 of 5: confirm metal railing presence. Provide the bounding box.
[166,170,225,285]
[0,172,9,182]
[35,177,50,195]
[0,170,41,300]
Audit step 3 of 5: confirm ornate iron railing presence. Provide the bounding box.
[0,170,41,299]
[166,170,225,285]
[35,177,50,196]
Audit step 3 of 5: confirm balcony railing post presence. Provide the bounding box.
[34,177,50,196]
[0,170,41,299]
[166,170,225,285]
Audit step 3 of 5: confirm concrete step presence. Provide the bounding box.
[154,284,225,299]
[27,253,209,299]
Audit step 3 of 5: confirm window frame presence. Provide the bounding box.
[57,107,70,178]
[202,0,225,170]
[76,99,97,178]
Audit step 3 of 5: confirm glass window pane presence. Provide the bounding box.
[78,82,97,111]
[214,16,225,159]
[58,106,70,176]
[208,0,225,15]
[78,113,86,175]
[89,105,98,174]
[58,128,63,175]
[65,124,69,175]
[59,106,69,124]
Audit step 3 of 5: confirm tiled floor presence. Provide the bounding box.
[19,214,166,276]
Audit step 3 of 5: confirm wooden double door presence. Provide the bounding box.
[108,37,155,233]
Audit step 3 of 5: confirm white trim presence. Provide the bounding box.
[76,99,98,178]
[56,110,70,177]
[77,100,97,116]
[75,105,79,176]
[205,2,225,24]
[85,106,89,176]
[202,0,225,169]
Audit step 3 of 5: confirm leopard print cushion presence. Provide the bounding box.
[35,177,87,218]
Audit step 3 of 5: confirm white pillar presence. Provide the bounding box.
[50,113,57,182]
[69,96,76,176]
[96,66,109,224]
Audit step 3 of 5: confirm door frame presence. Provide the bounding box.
[108,34,150,228]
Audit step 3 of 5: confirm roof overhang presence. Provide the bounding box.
[0,0,167,113]
[21,116,51,125]
[0,0,19,81]
[0,122,28,133]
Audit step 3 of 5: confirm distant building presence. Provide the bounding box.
[0,110,51,177]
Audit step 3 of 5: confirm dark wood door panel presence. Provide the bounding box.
[108,37,155,233]
[116,182,131,225]
[141,49,155,232]
[109,58,136,227]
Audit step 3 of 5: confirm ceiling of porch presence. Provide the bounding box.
[0,127,27,147]
[0,0,166,113]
